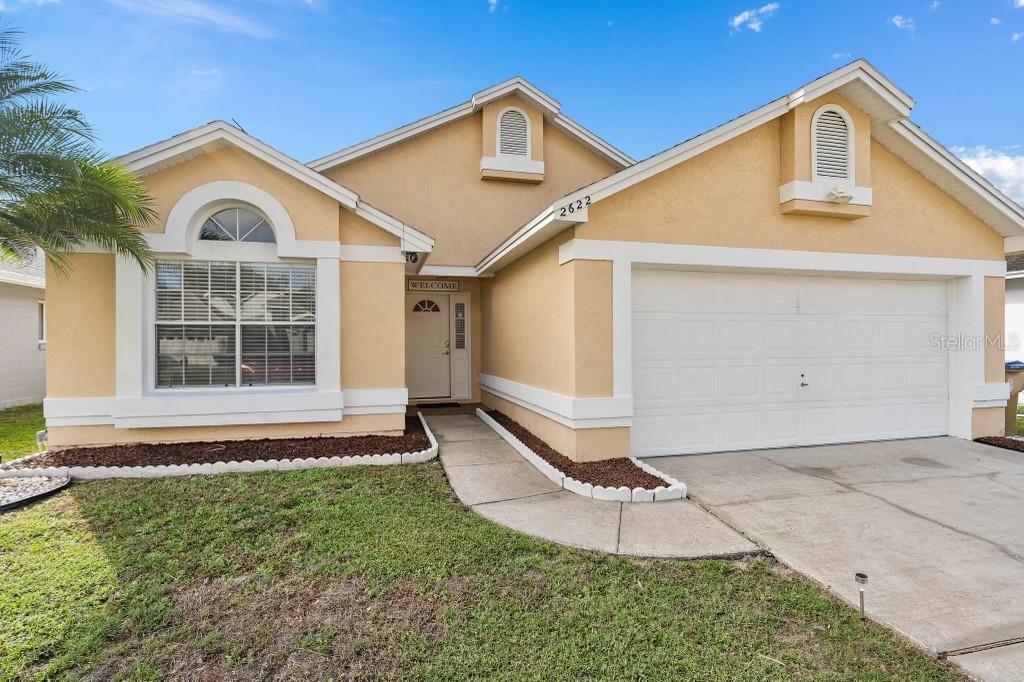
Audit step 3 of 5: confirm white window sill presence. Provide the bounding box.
[480,156,545,175]
[779,180,872,206]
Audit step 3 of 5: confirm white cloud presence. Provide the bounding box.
[890,15,916,31]
[955,146,1024,204]
[106,0,274,38]
[991,17,1002,24]
[929,0,940,9]
[728,2,780,32]
[487,0,497,13]
[831,51,852,60]
[188,67,224,92]
[1017,0,1024,8]
[1015,32,1024,42]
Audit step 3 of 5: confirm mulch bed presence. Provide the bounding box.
[6,417,429,469]
[975,436,1024,453]
[486,410,667,489]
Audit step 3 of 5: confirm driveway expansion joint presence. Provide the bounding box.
[939,636,1024,658]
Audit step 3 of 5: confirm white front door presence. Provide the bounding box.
[406,294,451,399]
[631,270,950,456]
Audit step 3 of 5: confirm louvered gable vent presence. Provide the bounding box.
[814,109,850,180]
[498,109,529,156]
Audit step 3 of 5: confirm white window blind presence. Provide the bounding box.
[498,109,529,157]
[454,302,466,350]
[814,109,851,180]
[155,260,315,388]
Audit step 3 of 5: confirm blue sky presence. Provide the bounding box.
[5,0,1023,201]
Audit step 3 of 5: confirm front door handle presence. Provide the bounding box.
[800,382,809,387]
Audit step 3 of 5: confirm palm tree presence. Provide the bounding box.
[0,27,154,273]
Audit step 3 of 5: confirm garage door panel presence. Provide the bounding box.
[632,270,949,456]
[722,365,760,399]
[765,320,800,351]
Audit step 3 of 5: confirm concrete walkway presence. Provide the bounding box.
[427,413,757,558]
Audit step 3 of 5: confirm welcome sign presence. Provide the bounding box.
[408,279,459,292]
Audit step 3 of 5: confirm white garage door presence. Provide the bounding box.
[631,270,949,456]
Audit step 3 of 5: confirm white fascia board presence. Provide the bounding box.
[122,122,360,208]
[471,77,561,113]
[479,63,1021,274]
[120,121,435,254]
[353,203,435,253]
[475,203,587,273]
[551,113,635,167]
[888,120,1024,235]
[789,59,914,120]
[418,265,491,277]
[560,95,791,213]
[308,77,632,172]
[308,101,475,171]
[0,271,45,289]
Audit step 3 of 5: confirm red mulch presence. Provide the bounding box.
[976,436,1024,453]
[486,410,667,489]
[8,417,429,469]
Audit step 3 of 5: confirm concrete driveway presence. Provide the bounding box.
[647,437,1024,682]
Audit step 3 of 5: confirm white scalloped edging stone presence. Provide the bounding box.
[0,412,440,481]
[475,408,686,503]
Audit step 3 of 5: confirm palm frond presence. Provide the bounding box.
[0,26,154,274]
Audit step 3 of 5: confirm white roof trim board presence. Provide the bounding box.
[477,59,1024,274]
[0,270,45,289]
[308,77,635,171]
[118,121,435,254]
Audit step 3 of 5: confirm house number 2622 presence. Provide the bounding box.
[559,196,591,217]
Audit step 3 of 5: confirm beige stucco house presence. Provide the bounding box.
[43,61,1024,460]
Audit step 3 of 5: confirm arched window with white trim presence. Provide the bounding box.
[497,107,530,157]
[199,207,275,243]
[811,105,855,183]
[155,203,316,389]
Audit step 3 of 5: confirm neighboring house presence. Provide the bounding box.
[1005,252,1024,362]
[0,250,46,409]
[43,60,1024,458]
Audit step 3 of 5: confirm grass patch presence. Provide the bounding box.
[0,463,963,680]
[0,403,43,464]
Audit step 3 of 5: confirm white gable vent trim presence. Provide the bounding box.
[481,106,545,176]
[812,105,854,183]
[498,107,530,156]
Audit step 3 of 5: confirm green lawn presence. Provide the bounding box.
[1,459,963,680]
[0,403,43,464]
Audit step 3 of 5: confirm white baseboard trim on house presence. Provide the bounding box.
[974,382,1011,409]
[478,374,631,429]
[344,388,410,415]
[44,387,409,428]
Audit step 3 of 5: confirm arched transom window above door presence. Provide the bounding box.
[413,299,441,312]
